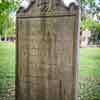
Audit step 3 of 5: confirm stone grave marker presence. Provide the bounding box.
[80,29,91,48]
[16,0,79,100]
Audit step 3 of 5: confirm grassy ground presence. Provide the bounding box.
[0,42,15,99]
[0,42,100,100]
[80,48,100,78]
[1,43,100,80]
[80,48,100,100]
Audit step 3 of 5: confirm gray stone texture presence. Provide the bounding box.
[16,0,79,100]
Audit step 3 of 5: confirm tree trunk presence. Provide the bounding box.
[4,34,7,41]
[0,36,1,42]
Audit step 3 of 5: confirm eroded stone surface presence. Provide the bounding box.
[16,0,79,100]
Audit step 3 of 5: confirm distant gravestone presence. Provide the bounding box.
[16,0,79,100]
[80,29,91,47]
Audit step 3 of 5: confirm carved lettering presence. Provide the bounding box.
[37,0,62,12]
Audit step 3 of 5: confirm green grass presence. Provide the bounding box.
[0,43,100,82]
[80,48,100,100]
[0,42,15,91]
[80,48,100,78]
[0,42,100,100]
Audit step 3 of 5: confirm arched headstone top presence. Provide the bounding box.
[61,0,79,8]
[17,0,79,17]
[16,0,79,100]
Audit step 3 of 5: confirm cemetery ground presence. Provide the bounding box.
[0,42,100,100]
[0,42,15,100]
[80,48,100,100]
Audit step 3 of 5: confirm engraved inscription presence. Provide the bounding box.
[37,0,62,12]
[17,16,76,100]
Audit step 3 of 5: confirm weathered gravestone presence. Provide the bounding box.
[16,0,79,100]
[80,29,91,48]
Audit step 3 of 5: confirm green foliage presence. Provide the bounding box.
[95,23,100,34]
[80,0,100,19]
[81,19,95,31]
[0,0,21,37]
[80,0,95,20]
[80,0,100,38]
